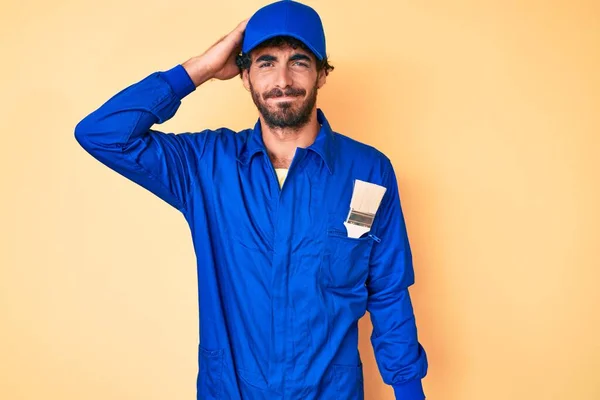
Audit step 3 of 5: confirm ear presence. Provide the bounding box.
[317,68,327,89]
[242,69,250,91]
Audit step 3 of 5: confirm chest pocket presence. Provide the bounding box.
[321,213,379,288]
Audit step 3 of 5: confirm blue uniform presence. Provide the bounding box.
[74,64,428,399]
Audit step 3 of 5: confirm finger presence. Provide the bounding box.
[237,18,249,31]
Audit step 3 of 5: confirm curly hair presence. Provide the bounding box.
[235,35,334,76]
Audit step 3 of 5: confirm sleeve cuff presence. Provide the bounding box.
[393,379,425,400]
[160,64,196,100]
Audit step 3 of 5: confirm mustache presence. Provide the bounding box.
[263,87,306,99]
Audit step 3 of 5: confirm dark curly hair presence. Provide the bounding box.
[235,35,334,76]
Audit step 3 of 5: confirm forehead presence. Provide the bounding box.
[251,43,315,60]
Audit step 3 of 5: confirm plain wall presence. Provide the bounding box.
[1,0,599,399]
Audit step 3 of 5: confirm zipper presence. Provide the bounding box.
[368,233,381,243]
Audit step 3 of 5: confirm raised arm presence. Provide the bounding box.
[74,19,248,212]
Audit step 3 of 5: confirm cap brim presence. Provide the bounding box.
[243,31,324,61]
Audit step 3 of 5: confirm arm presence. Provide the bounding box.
[74,19,248,212]
[74,65,203,212]
[367,159,429,399]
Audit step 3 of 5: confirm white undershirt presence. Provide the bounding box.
[274,168,289,188]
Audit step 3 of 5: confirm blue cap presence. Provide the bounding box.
[242,0,326,60]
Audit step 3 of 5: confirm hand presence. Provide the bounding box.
[183,19,249,85]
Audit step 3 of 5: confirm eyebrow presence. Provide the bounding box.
[289,53,311,63]
[255,53,312,63]
[256,54,277,62]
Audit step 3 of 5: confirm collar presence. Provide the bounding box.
[236,108,336,174]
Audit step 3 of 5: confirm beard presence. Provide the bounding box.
[249,79,318,130]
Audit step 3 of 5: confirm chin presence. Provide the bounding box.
[275,102,294,109]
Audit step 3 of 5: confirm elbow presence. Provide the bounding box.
[73,114,98,151]
[73,116,117,154]
[74,118,92,151]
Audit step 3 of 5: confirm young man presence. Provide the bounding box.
[74,1,428,399]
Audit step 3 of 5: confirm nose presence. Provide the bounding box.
[274,65,293,89]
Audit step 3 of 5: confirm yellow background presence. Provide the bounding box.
[1,0,599,399]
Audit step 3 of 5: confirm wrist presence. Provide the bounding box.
[392,379,425,400]
[182,56,214,87]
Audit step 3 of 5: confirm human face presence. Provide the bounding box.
[243,44,326,130]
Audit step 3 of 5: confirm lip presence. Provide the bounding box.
[268,95,299,101]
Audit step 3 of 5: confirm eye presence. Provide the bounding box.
[293,61,309,67]
[258,62,273,68]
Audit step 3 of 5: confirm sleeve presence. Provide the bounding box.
[74,64,208,213]
[366,159,429,399]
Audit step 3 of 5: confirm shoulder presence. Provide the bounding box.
[332,131,393,174]
[179,126,251,152]
[185,126,249,142]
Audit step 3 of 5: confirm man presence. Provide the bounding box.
[74,0,428,399]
